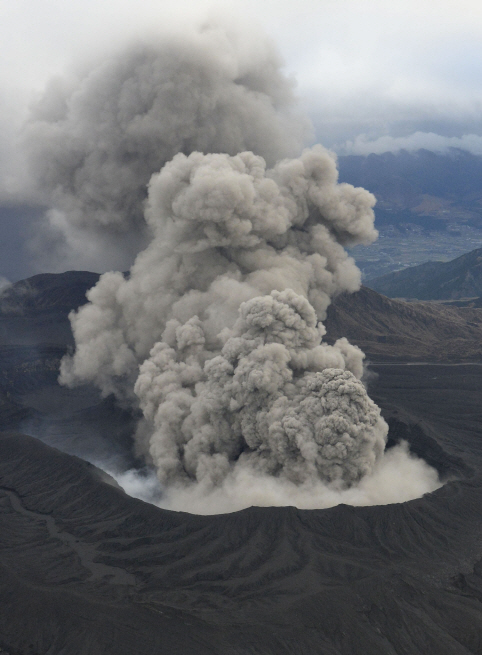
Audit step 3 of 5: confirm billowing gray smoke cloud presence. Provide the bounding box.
[59,145,398,504]
[135,291,385,489]
[60,146,377,397]
[24,24,308,271]
[53,26,440,512]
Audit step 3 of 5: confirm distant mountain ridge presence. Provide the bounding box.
[338,148,482,203]
[366,247,482,300]
[338,149,482,230]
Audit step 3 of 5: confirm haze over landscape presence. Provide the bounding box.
[1,1,482,653]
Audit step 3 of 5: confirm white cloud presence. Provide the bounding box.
[341,132,482,156]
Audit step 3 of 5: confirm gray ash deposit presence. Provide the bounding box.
[1,362,482,654]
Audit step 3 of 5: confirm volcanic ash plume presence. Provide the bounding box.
[24,25,308,271]
[135,291,386,489]
[59,145,398,506]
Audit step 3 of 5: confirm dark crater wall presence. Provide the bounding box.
[0,364,482,654]
[0,273,482,653]
[385,417,472,480]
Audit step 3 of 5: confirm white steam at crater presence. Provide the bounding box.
[53,25,440,512]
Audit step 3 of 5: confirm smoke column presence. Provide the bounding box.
[24,23,308,272]
[46,23,441,512]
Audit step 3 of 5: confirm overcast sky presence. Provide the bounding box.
[1,0,482,278]
[2,0,482,151]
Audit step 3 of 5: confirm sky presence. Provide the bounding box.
[2,0,482,147]
[1,0,482,278]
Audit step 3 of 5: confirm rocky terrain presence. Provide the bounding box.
[0,272,482,653]
[1,363,482,654]
[0,271,100,347]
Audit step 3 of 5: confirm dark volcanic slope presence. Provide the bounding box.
[366,247,482,300]
[0,271,138,471]
[324,286,482,362]
[0,271,100,313]
[0,271,100,346]
[1,272,482,652]
[2,363,482,654]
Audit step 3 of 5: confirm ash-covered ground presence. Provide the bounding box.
[1,362,482,654]
[0,272,481,653]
